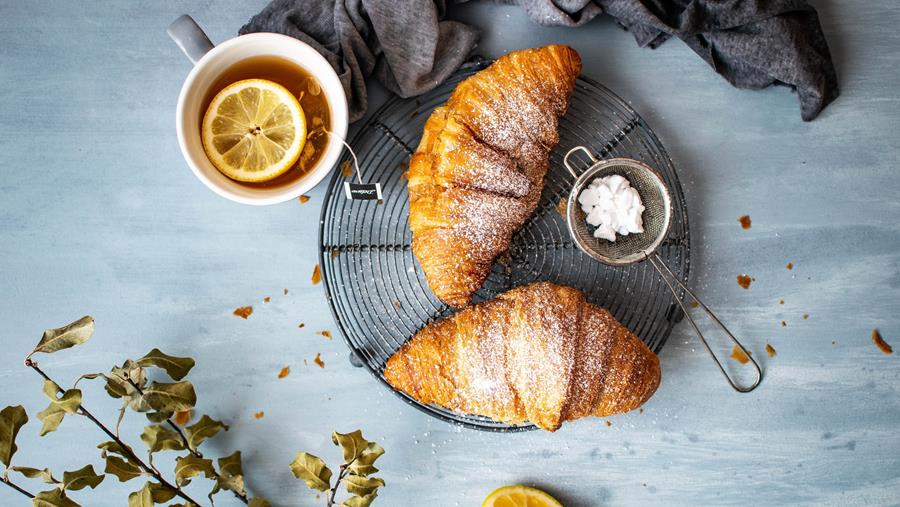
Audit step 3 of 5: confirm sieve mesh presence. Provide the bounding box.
[567,158,673,265]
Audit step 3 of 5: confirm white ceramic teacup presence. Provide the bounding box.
[168,15,349,205]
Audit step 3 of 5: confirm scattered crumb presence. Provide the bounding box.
[314,353,325,369]
[254,411,264,420]
[392,301,401,310]
[604,421,612,427]
[298,323,306,329]
[737,275,752,289]
[779,299,785,305]
[766,344,777,358]
[283,288,289,295]
[730,345,752,364]
[786,262,794,270]
[278,366,290,379]
[173,410,192,426]
[311,264,322,285]
[803,314,809,320]
[639,408,644,414]
[233,306,253,319]
[556,197,568,219]
[330,250,339,259]
[739,215,751,229]
[317,330,332,340]
[689,300,699,309]
[832,341,836,346]
[263,296,271,303]
[781,321,787,327]
[303,359,309,366]
[872,329,893,355]
[298,195,310,203]
[340,160,353,177]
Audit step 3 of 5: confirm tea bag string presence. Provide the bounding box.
[311,128,363,184]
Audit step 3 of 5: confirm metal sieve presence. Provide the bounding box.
[564,147,762,393]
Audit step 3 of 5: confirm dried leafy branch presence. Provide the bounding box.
[0,315,271,506]
[290,430,385,507]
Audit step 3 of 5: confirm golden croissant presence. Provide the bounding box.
[384,282,660,431]
[408,45,581,307]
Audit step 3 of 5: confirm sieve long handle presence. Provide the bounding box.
[647,253,763,393]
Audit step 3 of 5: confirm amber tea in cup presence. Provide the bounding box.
[201,55,332,189]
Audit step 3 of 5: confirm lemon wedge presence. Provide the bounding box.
[482,485,564,507]
[201,78,306,182]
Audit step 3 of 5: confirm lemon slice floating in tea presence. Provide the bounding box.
[201,78,306,182]
[482,485,564,507]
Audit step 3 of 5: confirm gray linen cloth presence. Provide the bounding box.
[240,0,838,122]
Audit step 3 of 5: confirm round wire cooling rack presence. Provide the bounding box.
[318,59,691,432]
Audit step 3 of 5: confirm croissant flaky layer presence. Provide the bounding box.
[408,45,581,307]
[384,282,661,431]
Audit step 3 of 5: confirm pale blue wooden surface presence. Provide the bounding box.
[2,1,899,506]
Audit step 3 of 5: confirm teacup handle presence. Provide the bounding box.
[168,15,214,65]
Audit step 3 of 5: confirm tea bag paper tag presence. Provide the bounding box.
[344,182,383,201]
[315,128,383,203]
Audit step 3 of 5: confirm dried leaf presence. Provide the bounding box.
[210,450,246,498]
[0,405,28,466]
[62,464,104,491]
[289,452,332,491]
[137,348,195,381]
[342,492,378,507]
[347,463,379,477]
[105,360,146,399]
[36,406,65,436]
[104,455,143,482]
[135,381,196,413]
[31,488,80,507]
[173,410,192,426]
[185,415,228,450]
[30,316,94,357]
[73,373,103,387]
[36,385,81,436]
[145,411,173,423]
[97,440,133,459]
[127,483,153,507]
[147,481,178,503]
[249,499,271,507]
[40,381,81,414]
[344,475,384,496]
[332,430,384,472]
[174,455,215,486]
[140,425,185,453]
[10,466,58,484]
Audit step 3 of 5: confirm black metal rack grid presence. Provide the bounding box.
[318,60,691,431]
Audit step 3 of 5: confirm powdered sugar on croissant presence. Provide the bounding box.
[407,46,582,307]
[384,282,661,431]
